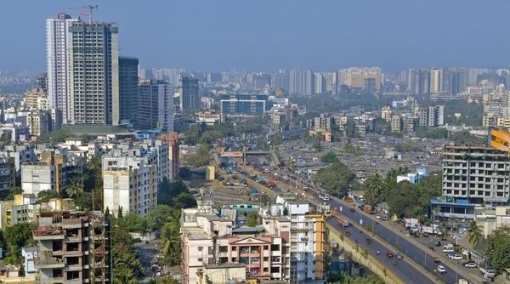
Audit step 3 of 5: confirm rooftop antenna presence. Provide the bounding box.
[69,5,98,24]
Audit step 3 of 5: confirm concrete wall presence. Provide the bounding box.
[326,223,403,284]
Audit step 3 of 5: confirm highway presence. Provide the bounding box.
[327,217,437,284]
[234,166,442,284]
[328,199,462,284]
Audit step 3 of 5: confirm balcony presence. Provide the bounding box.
[34,251,65,269]
[290,226,311,232]
[64,236,82,243]
[64,264,82,271]
[64,250,83,257]
[33,226,65,240]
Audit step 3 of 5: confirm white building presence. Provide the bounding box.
[102,139,169,216]
[21,164,55,196]
[46,13,77,124]
[267,194,326,284]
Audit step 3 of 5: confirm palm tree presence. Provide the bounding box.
[66,178,83,199]
[467,220,483,246]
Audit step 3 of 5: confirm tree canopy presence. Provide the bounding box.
[362,169,442,220]
[157,178,197,209]
[313,158,355,194]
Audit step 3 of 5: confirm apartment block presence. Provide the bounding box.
[0,156,15,192]
[266,195,326,284]
[157,132,180,180]
[180,199,290,284]
[442,146,510,205]
[21,147,85,196]
[102,139,169,216]
[474,206,510,237]
[33,211,111,284]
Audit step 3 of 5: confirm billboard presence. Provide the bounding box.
[490,129,510,152]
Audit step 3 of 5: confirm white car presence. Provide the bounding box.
[464,262,477,268]
[451,255,463,260]
[437,265,447,274]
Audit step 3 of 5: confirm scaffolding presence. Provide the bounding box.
[89,212,109,283]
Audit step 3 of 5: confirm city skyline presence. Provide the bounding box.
[2,0,510,72]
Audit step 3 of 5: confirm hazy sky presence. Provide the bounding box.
[1,0,510,72]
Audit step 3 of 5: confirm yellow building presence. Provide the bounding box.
[490,129,510,152]
[206,165,215,181]
[305,214,326,280]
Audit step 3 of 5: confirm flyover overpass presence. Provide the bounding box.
[235,165,442,284]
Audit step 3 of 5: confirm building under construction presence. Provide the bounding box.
[33,210,111,284]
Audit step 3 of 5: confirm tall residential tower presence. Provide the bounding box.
[67,21,120,125]
[181,77,199,111]
[46,13,77,124]
[47,14,121,126]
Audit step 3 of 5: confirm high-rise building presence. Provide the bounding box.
[137,80,174,131]
[119,57,139,124]
[67,20,120,125]
[289,69,314,95]
[441,146,510,205]
[46,13,77,124]
[181,77,199,111]
[408,69,430,95]
[429,68,444,94]
[314,72,325,94]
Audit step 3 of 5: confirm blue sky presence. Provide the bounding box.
[1,0,510,72]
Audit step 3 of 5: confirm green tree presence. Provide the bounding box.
[6,186,22,200]
[4,223,34,263]
[66,178,83,199]
[467,220,483,246]
[183,144,210,168]
[160,209,182,266]
[117,213,146,233]
[363,174,385,205]
[245,212,259,227]
[173,192,197,209]
[37,190,60,203]
[321,152,340,164]
[313,160,355,194]
[111,218,143,282]
[488,227,510,273]
[157,178,189,206]
[38,128,70,144]
[146,205,174,232]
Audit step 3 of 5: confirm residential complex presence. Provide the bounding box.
[119,57,139,124]
[46,13,77,124]
[181,194,326,284]
[102,139,170,216]
[137,79,174,132]
[182,77,200,111]
[67,21,119,126]
[431,145,510,221]
[220,94,271,116]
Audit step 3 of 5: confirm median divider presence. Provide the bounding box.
[327,223,404,284]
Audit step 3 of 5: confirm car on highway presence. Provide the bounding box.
[396,253,403,260]
[437,265,447,274]
[386,252,394,258]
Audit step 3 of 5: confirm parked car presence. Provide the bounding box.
[437,265,447,274]
[464,262,477,268]
[450,254,463,260]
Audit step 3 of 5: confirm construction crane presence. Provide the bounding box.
[69,4,98,23]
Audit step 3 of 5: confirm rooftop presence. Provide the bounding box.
[182,227,211,240]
